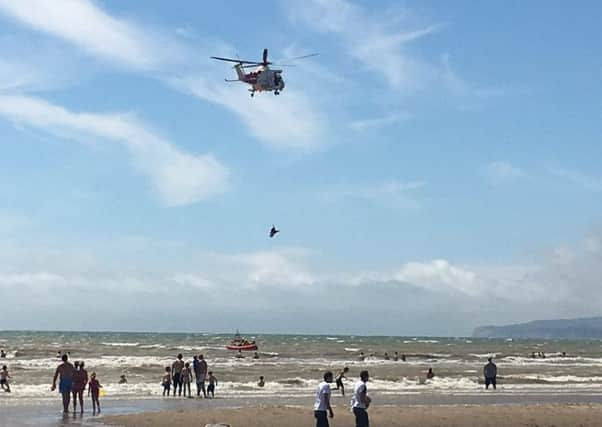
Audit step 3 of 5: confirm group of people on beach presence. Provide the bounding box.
[51,354,103,414]
[314,358,498,427]
[314,369,371,427]
[162,353,217,398]
[0,344,514,424]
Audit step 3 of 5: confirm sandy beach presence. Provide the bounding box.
[103,404,602,427]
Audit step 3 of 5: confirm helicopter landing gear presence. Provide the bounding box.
[250,92,254,98]
[274,91,279,95]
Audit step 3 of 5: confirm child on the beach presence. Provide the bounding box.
[162,366,171,396]
[88,372,102,413]
[181,362,192,397]
[207,371,217,398]
[0,365,11,392]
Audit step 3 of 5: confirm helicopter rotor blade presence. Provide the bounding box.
[210,56,259,65]
[282,53,319,61]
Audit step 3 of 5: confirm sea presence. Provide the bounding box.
[2,330,602,404]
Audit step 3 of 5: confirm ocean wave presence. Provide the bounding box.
[139,344,166,349]
[5,376,602,400]
[500,355,602,367]
[505,374,602,383]
[102,342,140,347]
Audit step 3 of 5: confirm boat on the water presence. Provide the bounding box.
[226,331,258,351]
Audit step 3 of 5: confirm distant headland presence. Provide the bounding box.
[473,316,602,339]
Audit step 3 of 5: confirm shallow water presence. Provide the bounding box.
[2,331,602,402]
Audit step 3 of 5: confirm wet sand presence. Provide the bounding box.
[104,404,602,427]
[7,394,602,426]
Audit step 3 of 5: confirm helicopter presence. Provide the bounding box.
[210,48,317,97]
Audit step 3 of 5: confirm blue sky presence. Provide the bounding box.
[0,0,601,335]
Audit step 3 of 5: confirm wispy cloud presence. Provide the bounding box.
[321,179,427,209]
[547,166,602,192]
[483,161,528,185]
[170,76,327,150]
[0,0,162,69]
[287,0,506,102]
[349,111,412,131]
[0,95,229,205]
[287,0,442,91]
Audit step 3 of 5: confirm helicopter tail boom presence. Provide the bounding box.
[234,63,246,81]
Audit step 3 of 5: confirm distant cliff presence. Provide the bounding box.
[473,317,602,339]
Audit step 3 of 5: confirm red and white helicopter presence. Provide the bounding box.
[211,48,317,97]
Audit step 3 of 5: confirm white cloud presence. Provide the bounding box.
[394,259,480,296]
[547,166,602,192]
[2,229,602,334]
[0,58,49,91]
[193,249,317,289]
[233,251,316,287]
[0,0,159,69]
[483,161,528,185]
[169,76,327,150]
[172,274,215,290]
[0,94,229,205]
[349,112,412,131]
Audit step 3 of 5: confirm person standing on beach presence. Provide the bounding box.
[351,370,371,427]
[51,354,76,413]
[195,354,208,398]
[314,371,334,427]
[88,372,102,413]
[206,371,217,398]
[335,367,349,396]
[171,353,185,397]
[72,361,88,413]
[0,350,6,358]
[181,362,192,397]
[162,367,171,396]
[484,357,497,390]
[0,365,11,392]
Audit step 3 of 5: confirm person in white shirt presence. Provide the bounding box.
[314,371,334,427]
[351,370,371,427]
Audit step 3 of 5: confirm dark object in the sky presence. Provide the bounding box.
[269,225,280,238]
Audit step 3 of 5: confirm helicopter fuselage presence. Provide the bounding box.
[234,64,285,96]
